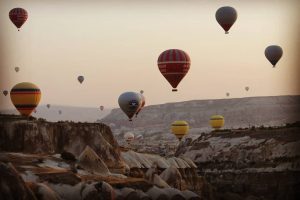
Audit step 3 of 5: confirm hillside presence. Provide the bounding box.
[102,95,300,138]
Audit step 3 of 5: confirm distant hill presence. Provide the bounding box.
[101,95,300,138]
[1,95,299,131]
[0,105,111,122]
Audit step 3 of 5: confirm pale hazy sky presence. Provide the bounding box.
[0,0,299,109]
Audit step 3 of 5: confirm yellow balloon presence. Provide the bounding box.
[210,115,224,130]
[10,82,41,117]
[171,120,189,141]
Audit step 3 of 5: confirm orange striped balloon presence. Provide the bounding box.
[10,82,41,116]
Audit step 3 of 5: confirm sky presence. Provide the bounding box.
[0,0,299,110]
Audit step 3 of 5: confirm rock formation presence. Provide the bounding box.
[0,162,37,200]
[0,115,204,199]
[77,145,110,175]
[176,123,300,200]
[0,115,126,173]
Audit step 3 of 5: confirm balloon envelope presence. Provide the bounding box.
[158,49,190,92]
[265,45,283,67]
[124,132,134,143]
[136,134,143,140]
[210,115,225,130]
[9,8,28,30]
[10,82,41,117]
[171,121,189,141]
[118,92,142,121]
[136,94,145,117]
[3,90,8,96]
[100,106,104,111]
[140,90,144,94]
[77,76,84,84]
[15,67,20,72]
[245,86,249,91]
[47,104,51,109]
[215,6,237,34]
[226,92,230,97]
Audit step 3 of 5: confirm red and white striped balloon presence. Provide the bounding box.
[157,49,190,92]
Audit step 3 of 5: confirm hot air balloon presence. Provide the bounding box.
[265,45,283,67]
[10,82,41,117]
[77,76,84,84]
[245,86,249,91]
[15,67,20,72]
[118,92,142,121]
[136,134,143,140]
[47,104,51,109]
[210,115,225,130]
[9,8,28,31]
[215,6,237,34]
[140,90,144,94]
[124,132,134,144]
[100,105,104,111]
[3,90,8,96]
[158,49,190,92]
[135,93,145,117]
[59,110,62,115]
[171,121,189,141]
[226,92,230,97]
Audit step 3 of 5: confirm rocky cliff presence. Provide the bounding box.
[176,123,300,200]
[0,114,204,199]
[0,114,125,172]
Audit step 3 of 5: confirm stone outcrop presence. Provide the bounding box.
[0,115,125,172]
[176,123,300,200]
[0,115,203,199]
[121,150,205,193]
[77,145,110,175]
[0,162,37,200]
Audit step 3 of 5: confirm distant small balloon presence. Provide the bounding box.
[140,90,144,94]
[226,92,230,97]
[210,115,225,130]
[15,67,20,72]
[124,132,134,144]
[100,105,104,111]
[245,86,249,91]
[265,45,283,67]
[47,104,51,109]
[136,134,143,140]
[77,76,84,84]
[3,90,8,96]
[171,121,189,141]
[59,110,62,115]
